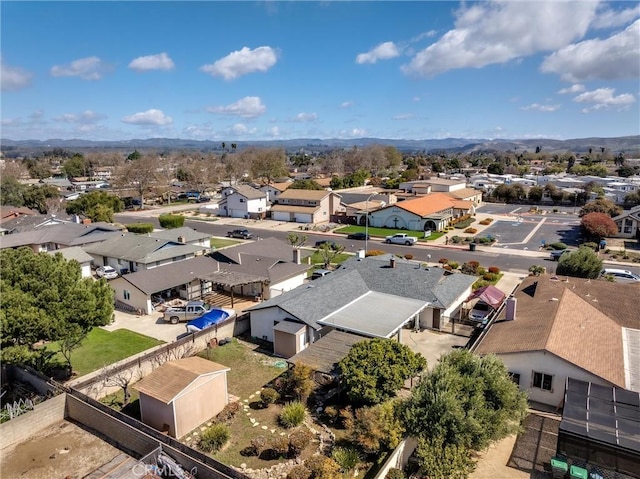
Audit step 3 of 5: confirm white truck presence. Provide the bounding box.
[162,301,211,324]
[385,233,418,246]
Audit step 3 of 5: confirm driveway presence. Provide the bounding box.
[401,329,468,370]
[103,311,188,343]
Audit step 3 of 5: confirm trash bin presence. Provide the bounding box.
[551,457,568,479]
[469,242,477,251]
[570,465,588,479]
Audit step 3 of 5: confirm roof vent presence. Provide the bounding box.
[549,297,559,301]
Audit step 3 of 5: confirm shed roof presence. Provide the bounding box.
[288,330,369,374]
[134,356,229,404]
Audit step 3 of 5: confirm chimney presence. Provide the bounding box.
[178,236,186,243]
[506,297,517,321]
[390,257,396,268]
[293,248,301,265]
[356,249,365,260]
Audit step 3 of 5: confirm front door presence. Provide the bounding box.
[432,309,441,330]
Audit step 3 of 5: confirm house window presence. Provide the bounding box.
[532,371,553,392]
[123,290,131,300]
[624,219,633,234]
[240,198,245,203]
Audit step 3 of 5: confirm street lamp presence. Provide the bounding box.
[365,193,375,255]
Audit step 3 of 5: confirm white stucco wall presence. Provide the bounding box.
[268,273,307,299]
[250,307,294,342]
[495,351,616,407]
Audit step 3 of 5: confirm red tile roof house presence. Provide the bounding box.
[134,356,230,438]
[367,192,474,232]
[472,275,640,408]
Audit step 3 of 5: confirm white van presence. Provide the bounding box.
[600,268,640,283]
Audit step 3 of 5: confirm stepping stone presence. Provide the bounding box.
[200,426,206,431]
[206,422,212,426]
[255,391,261,395]
[193,432,198,436]
[270,429,276,434]
[261,425,268,430]
[246,412,251,416]
[249,417,256,423]
[243,399,249,403]
[252,422,260,427]
[280,432,286,436]
[249,394,255,399]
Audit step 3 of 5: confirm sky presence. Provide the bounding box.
[1,1,639,142]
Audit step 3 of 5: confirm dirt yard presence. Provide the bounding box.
[1,420,124,479]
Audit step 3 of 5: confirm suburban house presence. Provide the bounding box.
[217,185,268,219]
[0,222,123,253]
[83,233,210,274]
[147,227,211,249]
[259,181,292,203]
[473,275,640,408]
[47,246,94,278]
[0,213,80,235]
[247,254,477,358]
[270,189,342,224]
[0,206,38,225]
[612,205,640,240]
[134,357,230,439]
[367,192,474,232]
[398,178,468,195]
[110,238,309,314]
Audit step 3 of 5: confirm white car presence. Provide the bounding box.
[96,266,118,280]
[385,233,418,246]
[600,268,640,283]
[469,300,492,322]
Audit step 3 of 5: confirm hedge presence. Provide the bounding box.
[158,214,185,229]
[126,223,154,234]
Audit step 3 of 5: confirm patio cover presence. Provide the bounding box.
[466,285,506,309]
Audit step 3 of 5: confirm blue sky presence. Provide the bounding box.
[1,1,639,142]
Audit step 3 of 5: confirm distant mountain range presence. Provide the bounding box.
[2,135,639,155]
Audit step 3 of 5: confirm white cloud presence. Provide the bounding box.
[591,4,640,29]
[129,52,175,72]
[268,126,281,137]
[340,101,353,109]
[1,61,33,91]
[50,56,110,80]
[558,84,585,94]
[541,19,640,82]
[55,110,104,123]
[201,46,277,80]
[402,1,598,77]
[122,109,173,125]
[356,41,400,64]
[573,87,635,112]
[229,123,257,136]
[339,128,367,138]
[393,113,416,120]
[293,112,317,122]
[413,96,421,102]
[520,103,560,112]
[207,96,266,118]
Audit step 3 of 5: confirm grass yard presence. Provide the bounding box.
[210,238,241,249]
[51,328,164,377]
[305,251,352,268]
[334,225,439,240]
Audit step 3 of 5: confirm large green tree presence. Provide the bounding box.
[66,190,124,222]
[0,248,114,369]
[579,198,622,217]
[556,246,603,279]
[338,338,426,406]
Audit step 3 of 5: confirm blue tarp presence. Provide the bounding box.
[186,309,230,331]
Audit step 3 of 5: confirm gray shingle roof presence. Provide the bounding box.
[47,246,93,264]
[149,227,211,243]
[0,223,122,250]
[231,185,267,200]
[212,237,296,264]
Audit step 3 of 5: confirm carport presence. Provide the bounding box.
[200,270,269,307]
[317,291,428,340]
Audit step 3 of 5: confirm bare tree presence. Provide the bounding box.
[102,365,136,406]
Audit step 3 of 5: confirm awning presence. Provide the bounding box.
[466,285,506,309]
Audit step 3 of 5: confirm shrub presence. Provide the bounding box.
[287,465,312,479]
[479,218,493,225]
[451,235,463,244]
[288,428,313,457]
[447,261,459,270]
[216,401,241,423]
[339,406,354,429]
[260,387,279,406]
[460,261,480,275]
[439,258,449,264]
[280,401,306,428]
[198,423,229,452]
[488,266,500,274]
[483,273,498,282]
[582,242,598,250]
[304,456,341,479]
[126,223,154,234]
[443,264,452,271]
[365,249,386,257]
[158,214,185,229]
[464,227,478,234]
[386,469,405,479]
[529,265,546,276]
[271,435,289,457]
[250,435,267,456]
[549,242,568,250]
[323,405,339,425]
[404,254,413,260]
[332,446,361,472]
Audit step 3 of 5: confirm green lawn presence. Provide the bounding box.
[51,328,164,377]
[210,238,241,249]
[305,251,352,268]
[334,225,439,240]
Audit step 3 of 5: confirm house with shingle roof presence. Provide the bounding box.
[259,181,293,203]
[247,254,477,358]
[612,204,640,240]
[270,189,342,224]
[134,356,230,438]
[47,246,94,278]
[473,275,640,407]
[218,184,268,219]
[368,192,474,232]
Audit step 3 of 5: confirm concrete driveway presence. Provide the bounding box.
[401,329,468,370]
[102,310,189,343]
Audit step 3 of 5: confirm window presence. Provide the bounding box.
[532,371,553,392]
[123,290,131,300]
[240,198,245,203]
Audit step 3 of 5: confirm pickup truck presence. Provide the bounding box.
[227,229,253,239]
[163,301,211,324]
[385,233,418,245]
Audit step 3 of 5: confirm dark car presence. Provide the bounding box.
[347,232,370,240]
[227,229,253,239]
[549,249,569,261]
[315,240,338,249]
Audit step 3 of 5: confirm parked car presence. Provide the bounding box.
[96,266,118,280]
[315,240,339,249]
[311,269,332,280]
[186,308,235,333]
[347,232,370,240]
[163,300,211,324]
[227,229,253,239]
[549,249,570,261]
[469,300,492,322]
[385,233,418,246]
[196,196,211,203]
[600,268,640,283]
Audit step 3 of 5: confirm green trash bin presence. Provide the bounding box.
[469,242,477,251]
[570,465,588,479]
[551,457,568,479]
